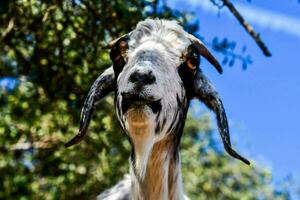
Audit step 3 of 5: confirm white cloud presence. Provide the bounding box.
[170,0,300,38]
[235,3,300,38]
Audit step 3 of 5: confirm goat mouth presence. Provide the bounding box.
[121,92,161,114]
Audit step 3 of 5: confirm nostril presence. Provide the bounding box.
[129,70,156,85]
[144,71,156,84]
[129,71,139,83]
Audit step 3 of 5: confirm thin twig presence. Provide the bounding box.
[153,0,158,17]
[221,0,272,57]
[10,141,55,150]
[211,0,224,9]
[10,137,60,151]
[42,5,57,22]
[1,17,15,42]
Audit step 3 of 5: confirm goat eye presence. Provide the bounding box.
[187,59,197,70]
[118,40,127,57]
[186,45,200,71]
[110,38,129,78]
[111,39,128,60]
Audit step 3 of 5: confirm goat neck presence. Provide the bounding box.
[130,135,185,200]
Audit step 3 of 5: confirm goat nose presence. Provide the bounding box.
[129,70,156,85]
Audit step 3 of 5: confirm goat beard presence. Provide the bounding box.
[125,106,152,126]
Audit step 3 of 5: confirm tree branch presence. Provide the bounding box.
[42,5,57,22]
[221,0,272,57]
[1,17,15,42]
[10,137,60,151]
[153,0,158,17]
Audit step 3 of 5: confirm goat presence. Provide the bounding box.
[65,19,250,200]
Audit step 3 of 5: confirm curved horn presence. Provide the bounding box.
[193,71,250,165]
[106,32,131,49]
[188,35,223,74]
[65,67,115,147]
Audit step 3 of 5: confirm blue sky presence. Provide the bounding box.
[170,0,300,185]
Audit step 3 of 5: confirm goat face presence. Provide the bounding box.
[114,42,188,141]
[65,19,250,165]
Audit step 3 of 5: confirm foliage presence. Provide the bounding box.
[0,0,294,199]
[182,111,292,200]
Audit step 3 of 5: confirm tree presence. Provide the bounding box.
[0,0,295,199]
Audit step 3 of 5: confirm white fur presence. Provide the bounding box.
[101,19,195,200]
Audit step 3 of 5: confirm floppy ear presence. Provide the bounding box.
[193,71,250,165]
[188,34,223,74]
[65,67,115,147]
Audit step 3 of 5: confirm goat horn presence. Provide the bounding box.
[193,72,250,165]
[65,67,115,147]
[106,32,131,49]
[188,35,223,74]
